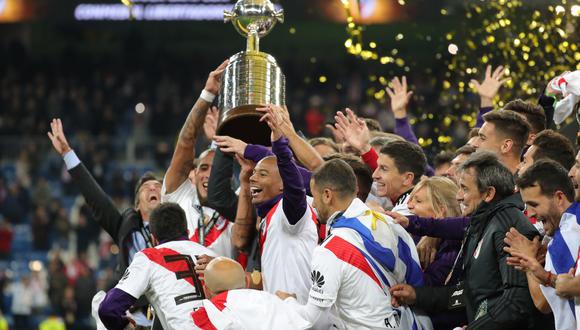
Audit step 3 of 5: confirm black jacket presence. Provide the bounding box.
[69,163,149,279]
[416,193,542,329]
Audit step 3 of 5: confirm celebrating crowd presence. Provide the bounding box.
[38,58,580,330]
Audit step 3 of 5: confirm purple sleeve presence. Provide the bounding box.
[476,106,493,128]
[394,117,419,145]
[272,137,307,225]
[407,215,469,240]
[243,144,274,163]
[422,241,460,286]
[297,166,312,196]
[98,288,137,330]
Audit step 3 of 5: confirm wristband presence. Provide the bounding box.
[200,89,216,103]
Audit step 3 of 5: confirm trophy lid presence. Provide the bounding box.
[224,0,284,39]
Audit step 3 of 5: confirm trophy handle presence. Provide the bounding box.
[224,10,236,23]
[273,9,284,23]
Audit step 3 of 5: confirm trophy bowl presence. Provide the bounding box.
[217,0,285,146]
[217,51,286,146]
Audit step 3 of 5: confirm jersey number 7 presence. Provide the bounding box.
[164,254,205,305]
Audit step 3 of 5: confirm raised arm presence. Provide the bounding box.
[334,108,379,171]
[164,60,228,194]
[276,105,324,171]
[470,65,509,127]
[48,118,124,241]
[231,154,257,251]
[386,211,469,240]
[386,76,418,144]
[206,147,238,221]
[259,105,308,225]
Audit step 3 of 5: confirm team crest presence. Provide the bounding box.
[215,216,227,231]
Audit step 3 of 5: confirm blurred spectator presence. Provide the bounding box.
[10,275,34,330]
[0,219,12,260]
[32,205,51,251]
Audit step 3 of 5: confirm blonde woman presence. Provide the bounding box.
[405,177,462,286]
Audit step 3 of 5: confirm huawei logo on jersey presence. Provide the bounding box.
[311,270,325,288]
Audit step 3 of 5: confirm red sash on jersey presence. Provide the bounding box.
[259,202,325,253]
[259,201,281,254]
[324,235,382,288]
[191,291,229,330]
[191,217,230,248]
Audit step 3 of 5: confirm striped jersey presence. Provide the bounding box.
[310,198,432,330]
[115,240,217,329]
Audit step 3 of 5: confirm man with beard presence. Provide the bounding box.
[277,159,430,330]
[505,160,580,329]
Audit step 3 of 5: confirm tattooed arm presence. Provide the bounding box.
[164,60,228,194]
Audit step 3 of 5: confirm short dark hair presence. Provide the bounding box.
[312,159,357,199]
[308,137,339,153]
[149,203,188,242]
[482,110,531,155]
[459,151,515,202]
[380,140,427,185]
[531,129,576,170]
[516,159,574,202]
[434,151,455,168]
[455,145,476,157]
[325,154,373,201]
[134,172,161,207]
[363,118,382,132]
[504,99,546,134]
[468,128,480,139]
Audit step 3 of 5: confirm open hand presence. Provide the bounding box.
[47,118,72,156]
[385,211,410,228]
[503,227,539,259]
[194,254,215,279]
[203,106,219,140]
[386,76,413,119]
[334,108,371,155]
[214,135,247,157]
[257,104,285,141]
[470,65,509,107]
[204,60,229,95]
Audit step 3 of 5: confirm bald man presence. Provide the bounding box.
[191,257,310,329]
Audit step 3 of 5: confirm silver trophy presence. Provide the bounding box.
[217,0,285,145]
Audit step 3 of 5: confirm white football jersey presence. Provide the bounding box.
[116,240,217,329]
[161,178,236,259]
[309,198,432,330]
[259,199,319,304]
[191,289,311,330]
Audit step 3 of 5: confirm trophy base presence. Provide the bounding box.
[215,104,272,146]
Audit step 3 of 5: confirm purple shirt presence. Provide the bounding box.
[247,138,308,225]
[422,239,462,286]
